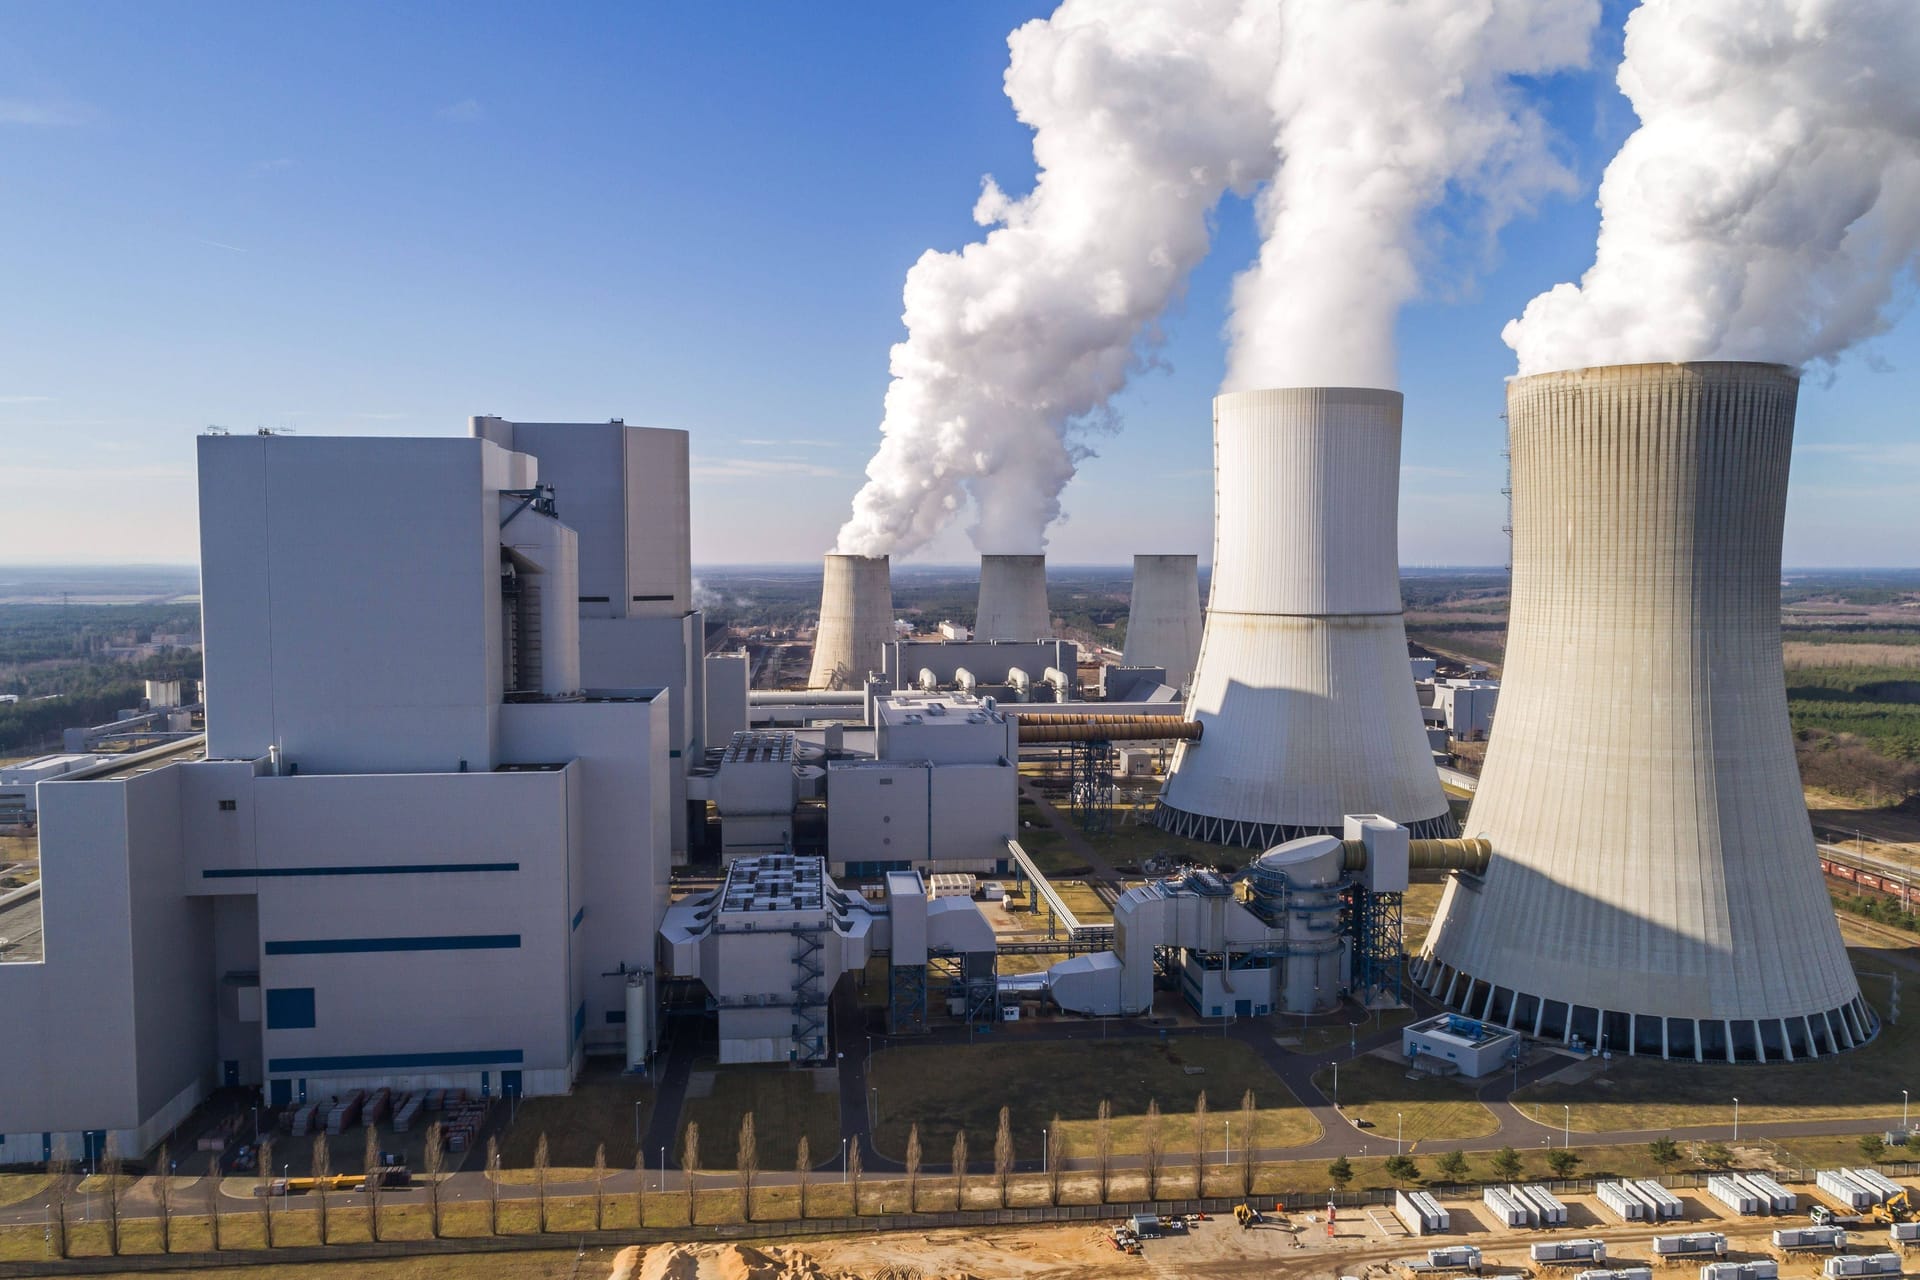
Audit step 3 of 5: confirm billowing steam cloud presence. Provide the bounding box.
[1226,0,1598,391]
[834,1,1279,558]
[837,0,1600,557]
[1507,0,1920,375]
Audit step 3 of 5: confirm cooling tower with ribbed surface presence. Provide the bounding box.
[975,554,1050,641]
[1120,553,1204,690]
[1416,362,1872,1061]
[807,553,892,690]
[1154,388,1452,847]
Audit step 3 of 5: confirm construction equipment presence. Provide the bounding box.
[1812,1204,1866,1229]
[1234,1203,1263,1228]
[1869,1189,1916,1224]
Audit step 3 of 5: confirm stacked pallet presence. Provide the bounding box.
[289,1102,320,1137]
[324,1090,366,1134]
[362,1088,392,1127]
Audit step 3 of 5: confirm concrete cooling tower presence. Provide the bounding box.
[1154,388,1452,847]
[807,554,892,690]
[1417,362,1872,1062]
[1120,553,1203,690]
[976,554,1050,641]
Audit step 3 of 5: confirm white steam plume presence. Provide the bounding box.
[834,1,1278,557]
[1507,0,1920,376]
[1225,0,1598,392]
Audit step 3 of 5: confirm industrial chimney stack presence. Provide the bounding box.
[975,554,1051,642]
[1155,388,1452,846]
[808,553,892,690]
[1417,362,1871,1060]
[1120,553,1204,691]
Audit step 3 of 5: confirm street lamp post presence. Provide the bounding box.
[841,1138,847,1183]
[1043,1127,1050,1176]
[1904,1089,1909,1131]
[659,1147,665,1193]
[1563,1104,1569,1150]
[1225,1120,1231,1169]
[1733,1096,1739,1142]
[1333,1061,1339,1108]
[1396,1112,1403,1156]
[633,1101,642,1148]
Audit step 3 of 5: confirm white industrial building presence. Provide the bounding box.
[1157,389,1453,847]
[0,427,680,1165]
[1418,362,1872,1060]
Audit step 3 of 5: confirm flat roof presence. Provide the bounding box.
[719,853,826,913]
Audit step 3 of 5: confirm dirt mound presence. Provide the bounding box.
[632,1243,862,1280]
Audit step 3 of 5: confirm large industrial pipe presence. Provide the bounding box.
[1340,837,1491,875]
[1018,717,1203,744]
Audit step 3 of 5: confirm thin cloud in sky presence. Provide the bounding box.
[740,437,841,449]
[692,456,839,480]
[0,99,89,127]
[436,98,486,123]
[0,395,51,404]
[253,156,294,173]
[193,237,248,254]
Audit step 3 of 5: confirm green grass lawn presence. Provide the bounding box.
[1289,1007,1418,1057]
[674,1061,841,1172]
[0,1172,51,1207]
[867,1037,1320,1164]
[1310,1054,1500,1144]
[1014,827,1091,876]
[1513,945,1918,1132]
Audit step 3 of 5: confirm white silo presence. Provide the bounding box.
[1120,553,1204,690]
[975,554,1050,641]
[808,553,892,690]
[1154,388,1452,846]
[1417,362,1871,1061]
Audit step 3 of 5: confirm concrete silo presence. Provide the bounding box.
[808,554,892,690]
[1417,362,1872,1061]
[1120,553,1204,690]
[1155,388,1452,847]
[976,554,1050,642]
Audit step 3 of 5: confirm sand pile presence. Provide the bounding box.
[633,1243,873,1280]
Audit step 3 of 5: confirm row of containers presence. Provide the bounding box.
[1394,1189,1452,1235]
[1819,1166,1908,1211]
[1484,1183,1571,1228]
[1706,1172,1799,1216]
[1596,1178,1688,1222]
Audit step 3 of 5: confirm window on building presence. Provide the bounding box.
[218,799,237,812]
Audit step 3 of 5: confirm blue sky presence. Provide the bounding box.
[3,2,1915,568]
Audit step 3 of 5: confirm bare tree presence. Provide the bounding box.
[681,1122,700,1226]
[311,1135,331,1244]
[257,1138,275,1248]
[1045,1117,1066,1206]
[47,1148,72,1260]
[848,1140,863,1215]
[363,1124,383,1242]
[1191,1090,1209,1196]
[423,1123,444,1239]
[206,1149,225,1251]
[484,1136,500,1235]
[1094,1100,1113,1203]
[993,1106,1014,1208]
[737,1113,758,1221]
[592,1143,608,1230]
[1143,1099,1163,1200]
[904,1123,922,1212]
[795,1135,812,1219]
[534,1132,551,1233]
[1237,1089,1258,1197]
[102,1136,124,1255]
[951,1130,969,1211]
[153,1142,174,1254]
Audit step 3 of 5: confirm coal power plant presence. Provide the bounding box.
[1416,362,1872,1061]
[975,553,1051,642]
[1155,387,1454,847]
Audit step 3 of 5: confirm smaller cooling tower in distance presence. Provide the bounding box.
[1155,387,1452,847]
[808,553,892,690]
[976,554,1050,641]
[1120,554,1204,690]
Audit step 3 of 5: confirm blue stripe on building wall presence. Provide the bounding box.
[268,1049,524,1073]
[264,934,521,955]
[571,906,584,930]
[203,862,518,879]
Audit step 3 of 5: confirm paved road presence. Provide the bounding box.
[0,890,43,963]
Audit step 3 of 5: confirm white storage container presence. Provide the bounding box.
[1819,1169,1879,1211]
[1485,1186,1530,1228]
[1654,1232,1728,1257]
[1598,1180,1646,1222]
[1745,1173,1797,1213]
[1824,1253,1902,1278]
[1700,1264,1778,1280]
[1633,1178,1687,1220]
[1532,1239,1606,1264]
[1518,1183,1569,1225]
[1709,1174,1764,1216]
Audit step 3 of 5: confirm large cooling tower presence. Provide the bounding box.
[1120,554,1204,690]
[1154,388,1452,847]
[1417,362,1872,1062]
[808,553,892,690]
[976,554,1050,641]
